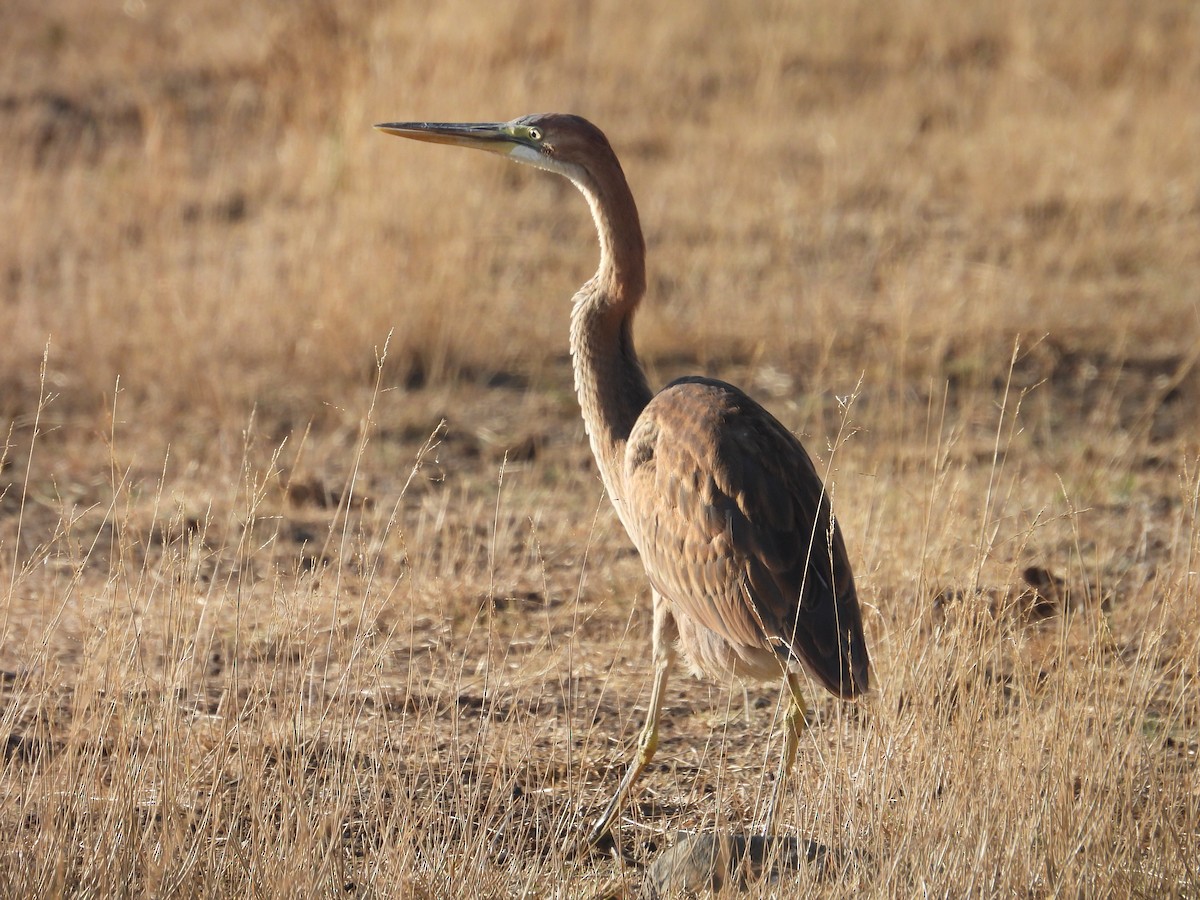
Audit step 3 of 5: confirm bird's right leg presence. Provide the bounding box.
[586,590,677,846]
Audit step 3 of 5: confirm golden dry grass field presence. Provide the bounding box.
[2,1,1199,896]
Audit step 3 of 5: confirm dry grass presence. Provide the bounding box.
[2,0,1199,896]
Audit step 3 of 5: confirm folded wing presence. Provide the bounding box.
[622,376,869,698]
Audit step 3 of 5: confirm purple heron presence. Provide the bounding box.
[375,114,870,844]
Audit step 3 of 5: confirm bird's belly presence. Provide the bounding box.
[673,610,786,683]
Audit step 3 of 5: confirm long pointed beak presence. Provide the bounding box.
[374,121,517,152]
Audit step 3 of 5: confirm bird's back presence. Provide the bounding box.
[620,376,869,698]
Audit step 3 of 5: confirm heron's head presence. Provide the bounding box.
[374,113,616,186]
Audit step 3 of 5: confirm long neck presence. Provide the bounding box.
[568,163,652,506]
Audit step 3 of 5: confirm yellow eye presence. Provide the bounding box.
[528,127,543,142]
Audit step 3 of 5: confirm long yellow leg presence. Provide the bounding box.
[782,672,811,773]
[764,672,810,835]
[587,593,677,845]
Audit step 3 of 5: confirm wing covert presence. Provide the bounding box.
[622,376,869,697]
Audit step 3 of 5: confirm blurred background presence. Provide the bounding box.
[0,2,1198,894]
[3,0,1197,428]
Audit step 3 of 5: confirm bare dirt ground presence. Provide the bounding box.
[2,1,1198,896]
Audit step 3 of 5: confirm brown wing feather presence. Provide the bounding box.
[622,376,869,698]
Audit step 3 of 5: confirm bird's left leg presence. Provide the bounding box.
[585,590,678,846]
[763,671,810,835]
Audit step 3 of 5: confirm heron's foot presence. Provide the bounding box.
[584,816,616,851]
[577,728,659,853]
[565,811,639,864]
[562,796,624,859]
